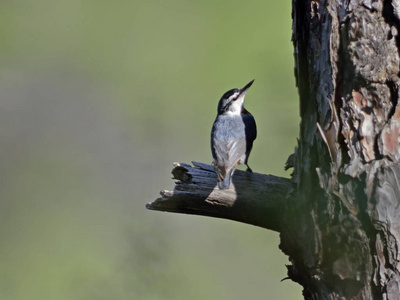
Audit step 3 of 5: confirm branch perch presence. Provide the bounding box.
[146,161,293,232]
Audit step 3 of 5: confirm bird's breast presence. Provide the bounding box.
[212,115,246,140]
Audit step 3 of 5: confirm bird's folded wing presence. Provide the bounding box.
[213,137,246,180]
[242,113,257,141]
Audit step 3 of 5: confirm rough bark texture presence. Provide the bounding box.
[284,0,400,298]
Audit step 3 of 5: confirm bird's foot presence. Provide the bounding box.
[246,164,253,173]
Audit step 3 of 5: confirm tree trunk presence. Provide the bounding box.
[284,0,400,298]
[148,0,400,299]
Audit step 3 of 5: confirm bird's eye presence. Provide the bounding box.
[231,93,240,101]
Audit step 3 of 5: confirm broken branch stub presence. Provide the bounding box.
[146,162,293,232]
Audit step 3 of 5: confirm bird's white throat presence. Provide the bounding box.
[227,94,245,115]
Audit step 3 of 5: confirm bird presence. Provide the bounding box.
[211,79,257,189]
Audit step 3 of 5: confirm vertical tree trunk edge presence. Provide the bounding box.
[286,0,400,298]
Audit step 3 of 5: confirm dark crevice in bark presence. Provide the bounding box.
[336,20,357,166]
[293,0,312,120]
[383,0,400,50]
[374,134,384,160]
[386,80,399,119]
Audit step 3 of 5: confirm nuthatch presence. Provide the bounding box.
[211,80,257,189]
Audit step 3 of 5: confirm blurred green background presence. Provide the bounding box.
[1,0,301,299]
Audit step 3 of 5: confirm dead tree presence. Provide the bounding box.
[147,0,400,298]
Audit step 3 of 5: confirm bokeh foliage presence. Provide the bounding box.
[1,0,301,299]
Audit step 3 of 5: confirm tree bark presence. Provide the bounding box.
[148,0,400,299]
[284,0,400,298]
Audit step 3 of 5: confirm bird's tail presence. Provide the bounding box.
[218,171,232,190]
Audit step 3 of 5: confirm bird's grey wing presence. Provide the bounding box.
[212,137,246,181]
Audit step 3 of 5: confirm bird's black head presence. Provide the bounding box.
[217,88,240,114]
[217,80,254,115]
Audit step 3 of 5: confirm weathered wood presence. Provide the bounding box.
[146,162,292,232]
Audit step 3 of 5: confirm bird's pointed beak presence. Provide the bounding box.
[240,79,255,95]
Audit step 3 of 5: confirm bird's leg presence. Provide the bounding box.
[245,164,253,173]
